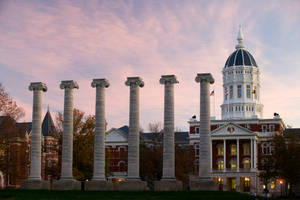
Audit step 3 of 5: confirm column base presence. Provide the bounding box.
[190,179,219,191]
[154,179,183,191]
[85,180,113,191]
[21,179,49,190]
[118,179,148,191]
[52,179,81,190]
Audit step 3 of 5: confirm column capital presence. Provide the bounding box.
[125,77,144,87]
[159,75,179,85]
[29,82,47,92]
[91,79,110,88]
[60,80,79,90]
[195,73,214,84]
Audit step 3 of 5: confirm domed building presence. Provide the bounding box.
[188,27,286,195]
[221,26,263,120]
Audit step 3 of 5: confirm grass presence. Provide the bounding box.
[0,190,258,200]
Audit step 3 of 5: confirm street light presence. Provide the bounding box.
[279,180,283,197]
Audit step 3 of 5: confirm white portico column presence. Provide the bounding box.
[195,73,214,180]
[125,77,144,179]
[28,82,47,180]
[91,79,109,180]
[254,139,257,169]
[251,139,254,171]
[223,139,226,172]
[60,80,79,179]
[160,75,179,179]
[237,139,240,172]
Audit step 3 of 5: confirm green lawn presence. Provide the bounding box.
[0,190,258,200]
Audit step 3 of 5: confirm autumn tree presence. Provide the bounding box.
[55,108,111,181]
[0,83,25,121]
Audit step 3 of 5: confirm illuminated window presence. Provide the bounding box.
[243,159,250,169]
[230,144,237,155]
[217,159,224,170]
[243,143,250,155]
[217,144,224,155]
[271,181,275,189]
[230,159,237,170]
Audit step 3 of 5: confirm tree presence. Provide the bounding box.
[273,134,300,196]
[175,145,194,186]
[0,83,25,121]
[258,133,300,196]
[55,108,111,181]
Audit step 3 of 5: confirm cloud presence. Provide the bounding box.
[0,0,300,130]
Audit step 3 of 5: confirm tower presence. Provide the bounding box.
[221,26,263,120]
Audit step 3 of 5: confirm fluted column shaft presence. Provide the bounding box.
[125,77,144,179]
[196,73,214,180]
[60,80,79,180]
[92,79,109,180]
[29,82,47,180]
[160,75,178,179]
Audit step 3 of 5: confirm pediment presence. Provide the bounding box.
[211,122,254,136]
[105,129,127,142]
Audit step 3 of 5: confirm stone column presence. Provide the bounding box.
[86,79,113,190]
[53,80,80,190]
[190,73,218,191]
[154,75,182,191]
[29,82,47,180]
[118,77,147,190]
[223,139,226,172]
[196,73,214,180]
[251,139,254,171]
[21,82,48,190]
[160,75,178,179]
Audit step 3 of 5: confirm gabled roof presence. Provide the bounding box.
[141,131,189,144]
[41,110,59,138]
[211,122,255,137]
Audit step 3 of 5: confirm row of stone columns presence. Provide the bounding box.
[22,73,217,191]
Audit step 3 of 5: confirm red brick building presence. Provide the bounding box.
[0,110,59,188]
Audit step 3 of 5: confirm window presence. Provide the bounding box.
[243,143,250,155]
[195,127,200,134]
[254,86,257,99]
[243,159,250,169]
[224,87,228,100]
[269,125,275,132]
[237,85,242,98]
[195,144,200,156]
[262,125,267,132]
[229,159,237,170]
[246,85,251,98]
[230,144,237,155]
[230,86,233,99]
[217,144,224,155]
[217,159,224,170]
[246,124,251,129]
[262,142,271,155]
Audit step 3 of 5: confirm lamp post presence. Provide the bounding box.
[279,180,283,197]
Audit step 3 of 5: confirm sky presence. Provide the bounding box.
[0,0,300,131]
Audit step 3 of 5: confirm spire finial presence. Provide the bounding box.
[235,25,246,49]
[47,104,50,112]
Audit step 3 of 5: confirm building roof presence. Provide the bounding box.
[224,26,258,68]
[41,110,59,138]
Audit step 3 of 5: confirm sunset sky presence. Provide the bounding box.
[0,0,300,131]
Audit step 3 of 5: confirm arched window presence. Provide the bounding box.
[216,144,224,156]
[217,159,224,170]
[243,159,250,170]
[230,144,237,155]
[243,143,250,155]
[118,161,126,172]
[229,159,237,170]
